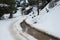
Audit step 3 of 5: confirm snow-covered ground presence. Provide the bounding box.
[0,7,24,40]
[0,16,24,40]
[0,0,60,40]
[0,7,37,40]
[0,20,15,40]
[26,1,60,38]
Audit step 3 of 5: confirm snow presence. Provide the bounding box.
[0,0,60,40]
[0,7,24,40]
[3,14,10,19]
[0,7,37,40]
[26,1,60,38]
[20,1,24,5]
[0,4,9,7]
[13,7,22,17]
[0,14,25,40]
[26,0,29,3]
[0,20,15,40]
[25,6,32,10]
[32,6,38,16]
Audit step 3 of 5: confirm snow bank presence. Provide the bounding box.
[26,1,60,38]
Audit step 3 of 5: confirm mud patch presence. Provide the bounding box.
[20,20,60,40]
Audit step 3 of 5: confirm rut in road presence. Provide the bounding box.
[20,20,59,40]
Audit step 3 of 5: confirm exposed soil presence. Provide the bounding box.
[20,20,60,40]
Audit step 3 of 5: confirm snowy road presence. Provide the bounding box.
[0,16,26,40]
[0,20,15,40]
[0,15,37,40]
[0,6,37,40]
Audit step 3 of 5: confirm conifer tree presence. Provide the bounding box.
[0,0,16,18]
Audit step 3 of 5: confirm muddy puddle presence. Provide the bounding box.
[20,20,60,40]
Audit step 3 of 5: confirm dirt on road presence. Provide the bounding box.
[20,20,60,40]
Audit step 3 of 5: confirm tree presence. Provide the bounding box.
[0,0,16,18]
[28,0,51,15]
[28,0,37,5]
[28,0,39,15]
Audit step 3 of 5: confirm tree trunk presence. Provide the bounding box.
[37,0,39,15]
[9,12,13,18]
[37,5,39,15]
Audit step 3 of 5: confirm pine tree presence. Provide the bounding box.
[0,0,16,18]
